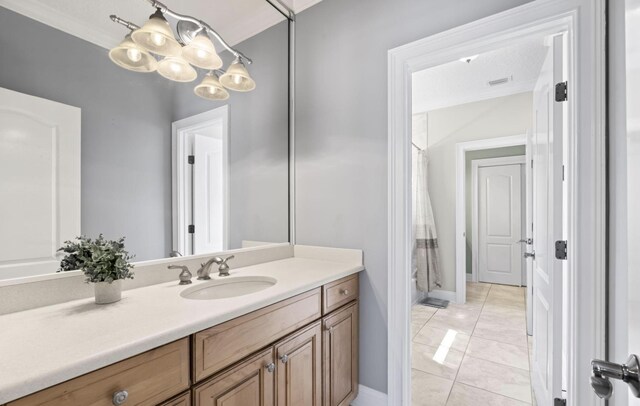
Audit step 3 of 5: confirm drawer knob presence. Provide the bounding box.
[265,362,276,373]
[112,390,128,405]
[280,354,289,364]
[341,289,350,296]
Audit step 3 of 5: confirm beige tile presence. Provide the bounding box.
[466,282,491,297]
[412,369,454,406]
[446,383,530,406]
[413,304,438,323]
[486,286,525,309]
[481,303,526,322]
[456,356,532,403]
[425,308,480,336]
[473,315,528,348]
[413,325,471,353]
[466,336,530,370]
[412,342,464,380]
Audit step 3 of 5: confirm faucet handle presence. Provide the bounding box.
[169,264,192,285]
[217,255,234,277]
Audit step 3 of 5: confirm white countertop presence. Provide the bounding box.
[0,255,363,404]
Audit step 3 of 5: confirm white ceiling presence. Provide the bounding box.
[412,35,548,114]
[0,0,321,50]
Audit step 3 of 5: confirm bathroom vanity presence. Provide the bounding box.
[0,246,362,406]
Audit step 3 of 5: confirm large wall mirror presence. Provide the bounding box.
[0,0,290,280]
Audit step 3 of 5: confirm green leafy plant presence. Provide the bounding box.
[58,235,135,283]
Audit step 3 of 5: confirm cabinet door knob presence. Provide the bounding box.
[341,289,349,296]
[280,354,289,364]
[265,362,276,373]
[112,390,128,405]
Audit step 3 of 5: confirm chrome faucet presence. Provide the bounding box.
[197,255,235,279]
[168,264,192,285]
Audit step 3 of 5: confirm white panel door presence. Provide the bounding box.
[193,134,224,254]
[0,87,80,279]
[477,164,523,286]
[530,34,565,404]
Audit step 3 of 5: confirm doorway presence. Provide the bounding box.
[172,106,229,256]
[388,1,607,405]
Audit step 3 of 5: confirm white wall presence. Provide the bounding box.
[414,92,532,291]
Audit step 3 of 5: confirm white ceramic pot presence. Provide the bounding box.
[94,280,122,304]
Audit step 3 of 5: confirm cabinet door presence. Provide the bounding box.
[275,321,322,406]
[193,347,275,406]
[323,302,359,406]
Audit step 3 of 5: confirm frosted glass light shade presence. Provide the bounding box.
[157,56,197,82]
[220,59,256,92]
[131,9,181,56]
[182,33,223,70]
[109,35,157,72]
[194,72,229,100]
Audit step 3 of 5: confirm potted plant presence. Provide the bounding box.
[58,235,135,304]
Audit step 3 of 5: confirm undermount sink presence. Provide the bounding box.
[180,276,277,300]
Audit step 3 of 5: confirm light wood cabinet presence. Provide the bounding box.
[323,302,359,406]
[159,391,190,406]
[8,338,190,406]
[275,321,323,406]
[322,275,358,315]
[193,347,275,406]
[193,288,322,382]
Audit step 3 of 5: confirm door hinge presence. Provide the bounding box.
[188,224,195,234]
[555,81,568,102]
[554,398,566,406]
[555,240,567,260]
[188,155,195,164]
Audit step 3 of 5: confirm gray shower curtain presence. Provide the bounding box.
[414,150,442,292]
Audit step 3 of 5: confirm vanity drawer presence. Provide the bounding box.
[159,391,190,406]
[323,274,358,314]
[193,288,322,382]
[9,339,190,406]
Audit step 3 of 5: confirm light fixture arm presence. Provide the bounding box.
[109,15,140,31]
[143,0,253,65]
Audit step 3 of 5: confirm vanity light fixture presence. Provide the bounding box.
[131,8,182,57]
[220,58,256,92]
[194,71,230,100]
[109,0,255,99]
[182,32,223,70]
[157,55,198,82]
[108,34,158,73]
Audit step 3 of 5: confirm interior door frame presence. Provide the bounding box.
[172,106,230,256]
[455,135,526,300]
[387,1,606,405]
[471,155,526,285]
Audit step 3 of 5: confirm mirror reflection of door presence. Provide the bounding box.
[172,107,229,257]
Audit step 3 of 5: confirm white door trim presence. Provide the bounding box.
[471,155,526,285]
[455,135,526,301]
[387,1,606,405]
[172,106,230,256]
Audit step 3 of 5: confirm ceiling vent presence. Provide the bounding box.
[488,76,512,86]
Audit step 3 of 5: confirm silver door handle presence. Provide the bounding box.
[517,238,533,245]
[591,354,640,399]
[524,251,535,259]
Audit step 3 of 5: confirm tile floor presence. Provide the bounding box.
[411,282,536,405]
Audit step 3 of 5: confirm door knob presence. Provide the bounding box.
[590,354,640,399]
[265,362,276,373]
[112,390,129,405]
[524,251,535,259]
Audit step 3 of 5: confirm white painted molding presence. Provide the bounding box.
[466,273,473,282]
[470,155,526,285]
[388,1,606,405]
[351,385,388,406]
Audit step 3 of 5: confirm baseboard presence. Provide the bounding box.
[426,289,457,302]
[466,273,472,282]
[351,385,388,406]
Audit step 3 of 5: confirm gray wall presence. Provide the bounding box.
[0,8,289,259]
[172,21,289,249]
[465,146,526,275]
[295,0,531,393]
